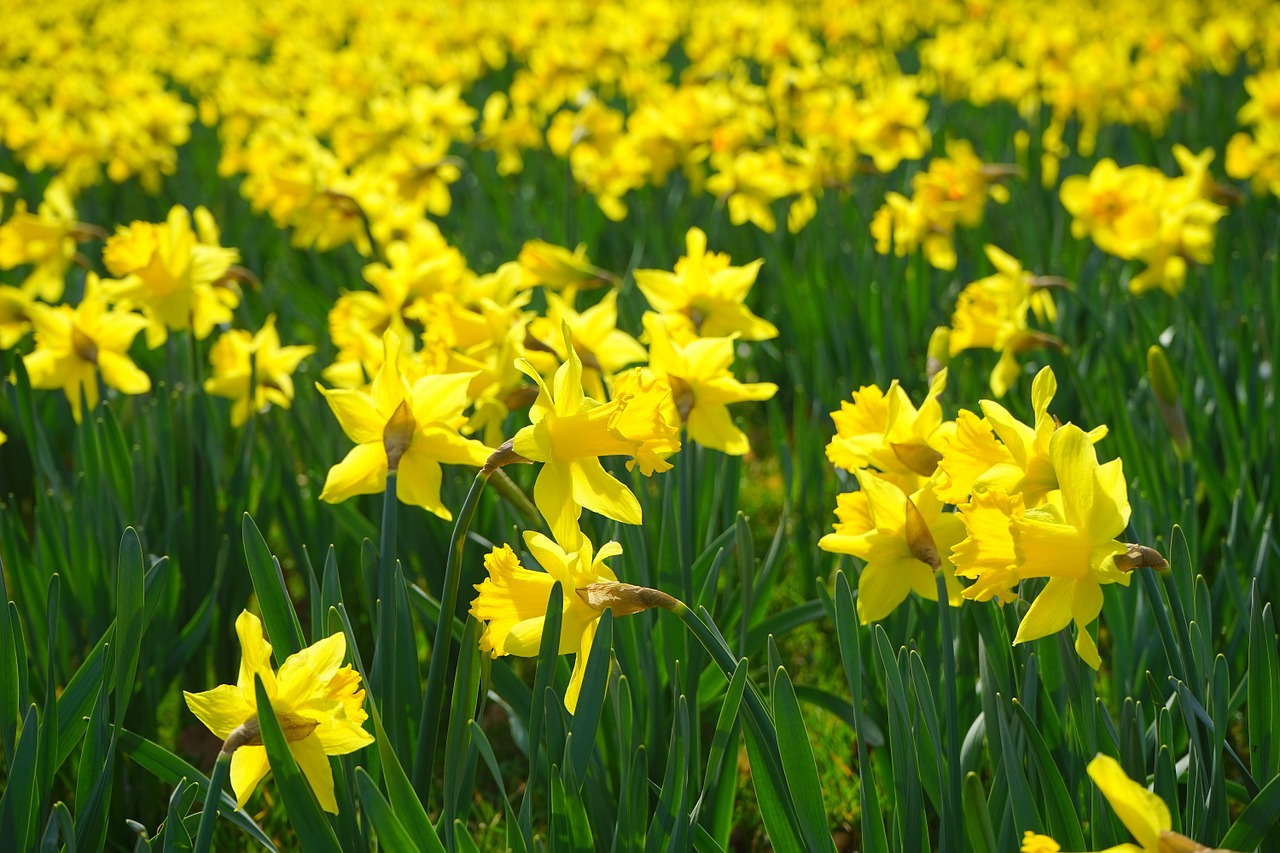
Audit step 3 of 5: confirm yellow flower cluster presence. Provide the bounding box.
[820,366,1162,670]
[1227,70,1280,199]
[871,140,1013,271]
[1060,147,1229,296]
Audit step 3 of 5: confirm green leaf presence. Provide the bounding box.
[355,768,419,853]
[772,667,835,853]
[253,676,342,852]
[1248,586,1279,783]
[1012,700,1086,850]
[1219,768,1280,851]
[961,772,998,853]
[646,695,690,853]
[113,527,146,728]
[73,679,115,852]
[242,513,304,657]
[0,705,39,852]
[567,609,613,786]
[469,721,528,853]
[161,778,197,853]
[118,729,279,852]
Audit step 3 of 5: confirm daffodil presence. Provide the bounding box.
[819,471,964,623]
[0,180,85,302]
[316,330,492,519]
[512,326,679,547]
[825,369,952,494]
[100,205,241,347]
[967,367,1106,508]
[0,285,33,349]
[183,611,374,814]
[633,227,776,342]
[23,274,151,423]
[471,531,674,713]
[952,424,1132,669]
[203,316,315,427]
[642,312,776,455]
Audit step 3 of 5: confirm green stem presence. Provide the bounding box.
[413,468,493,799]
[193,750,231,853]
[373,474,404,752]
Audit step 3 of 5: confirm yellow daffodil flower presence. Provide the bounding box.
[203,316,316,427]
[470,531,624,713]
[819,470,964,623]
[642,312,776,456]
[1020,832,1062,852]
[953,423,1132,669]
[183,611,374,814]
[101,205,241,347]
[316,330,492,519]
[633,227,776,342]
[512,326,679,548]
[0,180,85,302]
[825,369,952,495]
[23,274,151,423]
[517,240,616,294]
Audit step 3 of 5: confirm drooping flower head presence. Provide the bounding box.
[183,611,374,814]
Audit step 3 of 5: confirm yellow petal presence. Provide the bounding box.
[1087,755,1170,850]
[471,544,559,657]
[687,402,749,455]
[276,632,347,709]
[317,386,384,444]
[318,443,389,504]
[97,351,151,395]
[183,685,253,741]
[564,619,599,715]
[1013,577,1076,644]
[290,733,338,814]
[855,556,923,623]
[569,457,641,527]
[235,611,276,698]
[533,461,583,551]
[395,446,448,519]
[229,745,270,810]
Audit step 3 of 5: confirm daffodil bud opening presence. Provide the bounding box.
[1115,543,1168,573]
[220,712,319,755]
[1147,345,1190,459]
[382,399,416,472]
[926,326,950,383]
[482,438,533,475]
[576,582,681,616]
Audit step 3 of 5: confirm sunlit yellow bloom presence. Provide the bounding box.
[203,316,315,427]
[642,313,776,456]
[23,274,150,423]
[317,330,492,519]
[0,181,83,302]
[826,369,952,494]
[471,531,623,713]
[101,206,241,347]
[1085,755,1170,853]
[969,367,1106,508]
[819,471,964,623]
[183,611,374,814]
[954,424,1131,669]
[512,326,680,547]
[634,227,776,342]
[933,409,1014,505]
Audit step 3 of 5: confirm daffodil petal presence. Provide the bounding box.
[1013,577,1076,644]
[569,457,641,527]
[183,685,253,741]
[395,446,448,519]
[318,443,389,504]
[564,619,598,715]
[235,611,276,697]
[290,733,338,814]
[97,350,151,395]
[316,386,384,444]
[230,745,270,810]
[1087,755,1170,850]
[276,632,347,708]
